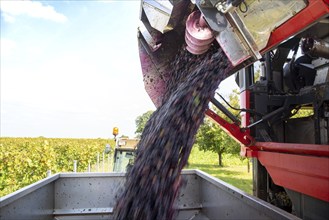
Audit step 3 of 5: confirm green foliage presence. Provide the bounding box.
[254,69,261,82]
[291,108,313,118]
[187,147,252,194]
[135,110,154,138]
[0,137,252,197]
[0,137,115,197]
[196,91,241,166]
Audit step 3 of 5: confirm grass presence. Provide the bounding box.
[187,147,253,194]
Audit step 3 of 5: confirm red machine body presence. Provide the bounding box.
[239,0,329,204]
[138,0,329,218]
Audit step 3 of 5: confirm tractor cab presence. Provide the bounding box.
[113,138,139,172]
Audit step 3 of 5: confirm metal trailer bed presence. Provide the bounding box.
[0,170,298,220]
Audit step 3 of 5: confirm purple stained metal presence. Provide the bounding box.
[138,6,215,108]
[138,41,168,107]
[185,11,214,55]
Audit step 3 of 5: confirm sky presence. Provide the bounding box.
[0,0,237,139]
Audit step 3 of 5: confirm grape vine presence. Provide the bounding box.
[0,137,115,197]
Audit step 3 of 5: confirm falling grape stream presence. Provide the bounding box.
[114,45,230,220]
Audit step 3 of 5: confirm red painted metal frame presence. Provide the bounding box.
[205,109,254,146]
[240,90,250,129]
[208,1,329,202]
[207,105,329,201]
[239,90,253,157]
[254,142,329,157]
[257,151,329,202]
[261,0,329,53]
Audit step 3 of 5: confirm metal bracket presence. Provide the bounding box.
[206,109,254,146]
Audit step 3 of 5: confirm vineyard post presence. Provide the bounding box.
[108,154,110,172]
[102,152,105,172]
[46,170,52,177]
[97,153,100,172]
[73,160,77,172]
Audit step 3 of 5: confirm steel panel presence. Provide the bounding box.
[0,182,55,220]
[1,170,298,219]
[54,173,125,210]
[196,170,299,220]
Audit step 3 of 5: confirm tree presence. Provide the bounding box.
[196,91,241,166]
[135,110,154,138]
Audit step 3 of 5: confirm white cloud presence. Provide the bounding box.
[1,39,17,57]
[0,0,67,23]
[2,13,15,23]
